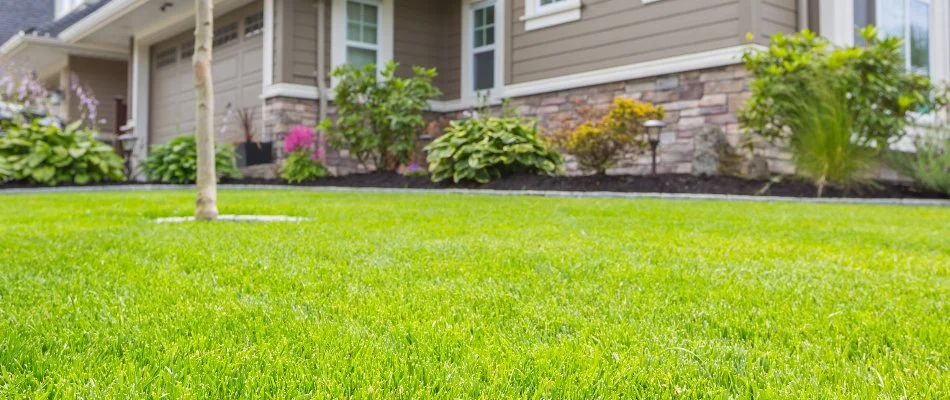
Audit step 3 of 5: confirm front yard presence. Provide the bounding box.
[0,190,947,397]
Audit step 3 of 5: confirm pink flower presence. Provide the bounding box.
[283,125,316,154]
[315,134,327,163]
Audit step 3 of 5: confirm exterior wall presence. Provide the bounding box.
[506,63,777,175]
[393,0,461,100]
[756,0,800,41]
[508,0,746,84]
[67,56,128,136]
[275,0,332,86]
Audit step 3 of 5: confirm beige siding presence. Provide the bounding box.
[509,0,744,84]
[758,0,799,41]
[393,0,461,100]
[275,0,331,86]
[67,56,128,135]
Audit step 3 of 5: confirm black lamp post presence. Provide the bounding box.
[117,133,138,179]
[644,120,666,175]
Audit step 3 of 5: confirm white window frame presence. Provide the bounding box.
[875,0,932,74]
[520,0,580,31]
[331,0,393,83]
[462,0,506,100]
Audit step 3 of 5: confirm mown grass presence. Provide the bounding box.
[0,189,947,398]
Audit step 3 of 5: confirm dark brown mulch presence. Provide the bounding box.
[2,172,946,200]
[223,172,948,200]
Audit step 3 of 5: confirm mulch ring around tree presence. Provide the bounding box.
[2,172,946,200]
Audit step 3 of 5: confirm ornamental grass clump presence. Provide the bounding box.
[550,98,664,175]
[280,125,328,184]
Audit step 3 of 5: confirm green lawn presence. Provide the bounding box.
[0,190,947,398]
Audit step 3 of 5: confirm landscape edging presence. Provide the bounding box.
[1,184,948,207]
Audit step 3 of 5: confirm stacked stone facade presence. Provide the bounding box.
[263,64,795,178]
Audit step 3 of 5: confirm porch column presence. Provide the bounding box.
[931,0,950,85]
[818,0,854,46]
[130,36,150,179]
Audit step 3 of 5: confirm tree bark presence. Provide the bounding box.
[194,0,218,221]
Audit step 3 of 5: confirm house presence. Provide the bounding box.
[1,0,947,176]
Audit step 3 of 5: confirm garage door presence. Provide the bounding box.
[150,8,264,146]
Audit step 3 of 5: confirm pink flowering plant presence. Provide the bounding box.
[280,125,328,183]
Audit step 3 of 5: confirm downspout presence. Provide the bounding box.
[798,0,808,31]
[316,0,327,124]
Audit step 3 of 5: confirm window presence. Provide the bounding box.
[346,1,379,69]
[155,48,177,69]
[245,12,265,37]
[213,23,239,47]
[181,41,194,59]
[56,0,86,19]
[472,2,496,91]
[520,0,580,31]
[855,0,930,75]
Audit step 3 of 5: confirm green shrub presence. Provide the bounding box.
[551,98,664,175]
[887,130,950,195]
[740,28,946,150]
[782,81,876,197]
[144,135,240,184]
[321,61,441,171]
[0,120,124,185]
[425,117,562,183]
[281,151,328,184]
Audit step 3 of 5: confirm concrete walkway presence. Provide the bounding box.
[1,184,948,207]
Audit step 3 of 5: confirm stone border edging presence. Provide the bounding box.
[1,184,948,207]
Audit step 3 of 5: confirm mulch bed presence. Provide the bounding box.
[226,172,947,200]
[3,172,946,200]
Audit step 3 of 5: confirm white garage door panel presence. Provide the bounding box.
[150,28,263,147]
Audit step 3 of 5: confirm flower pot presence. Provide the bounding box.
[236,141,274,167]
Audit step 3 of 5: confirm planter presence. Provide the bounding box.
[236,141,273,167]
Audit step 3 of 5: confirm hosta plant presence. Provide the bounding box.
[0,119,124,185]
[144,135,240,184]
[425,117,562,183]
[280,125,328,183]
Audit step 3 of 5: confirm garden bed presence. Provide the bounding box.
[2,172,947,199]
[224,172,947,199]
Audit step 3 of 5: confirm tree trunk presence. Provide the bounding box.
[194,0,218,221]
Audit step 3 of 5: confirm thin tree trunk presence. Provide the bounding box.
[194,0,218,221]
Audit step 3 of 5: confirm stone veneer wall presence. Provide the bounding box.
[266,64,912,180]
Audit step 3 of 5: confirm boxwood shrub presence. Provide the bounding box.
[144,135,240,184]
[0,120,125,185]
[425,117,562,183]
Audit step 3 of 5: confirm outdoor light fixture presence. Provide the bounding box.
[644,120,666,175]
[117,133,138,178]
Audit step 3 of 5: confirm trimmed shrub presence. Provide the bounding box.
[551,98,664,175]
[321,61,440,171]
[740,28,947,150]
[280,125,328,183]
[144,135,240,184]
[425,117,562,183]
[0,120,124,185]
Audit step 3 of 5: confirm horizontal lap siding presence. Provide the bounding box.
[758,0,798,41]
[393,0,461,100]
[276,0,331,86]
[510,0,743,84]
[68,56,128,135]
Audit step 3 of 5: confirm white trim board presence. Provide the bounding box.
[263,44,757,112]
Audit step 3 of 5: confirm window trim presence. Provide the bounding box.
[462,0,506,99]
[331,0,394,83]
[472,1,497,91]
[520,0,580,31]
[344,0,380,68]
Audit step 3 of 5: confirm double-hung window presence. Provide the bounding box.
[472,2,496,91]
[855,0,931,75]
[346,0,379,69]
